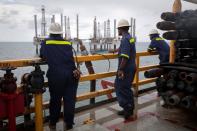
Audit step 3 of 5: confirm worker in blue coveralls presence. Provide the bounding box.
[40,23,81,130]
[110,19,136,120]
[147,29,170,64]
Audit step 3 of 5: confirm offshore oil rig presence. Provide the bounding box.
[33,5,136,54]
[0,0,197,131]
[89,17,136,53]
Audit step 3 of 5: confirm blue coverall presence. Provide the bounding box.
[115,33,136,111]
[40,36,78,126]
[148,37,170,64]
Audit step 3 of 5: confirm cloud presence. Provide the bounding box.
[1,0,17,4]
[0,7,19,29]
[0,0,197,41]
[143,24,151,28]
[10,10,19,15]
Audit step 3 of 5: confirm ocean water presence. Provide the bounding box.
[0,42,159,108]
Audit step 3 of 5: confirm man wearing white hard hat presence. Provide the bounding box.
[148,29,170,64]
[114,19,136,120]
[40,23,80,130]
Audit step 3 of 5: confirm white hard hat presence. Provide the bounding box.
[117,19,130,28]
[48,23,63,34]
[149,29,159,35]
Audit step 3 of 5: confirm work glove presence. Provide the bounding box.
[73,69,81,79]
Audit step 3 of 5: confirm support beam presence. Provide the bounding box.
[170,0,182,63]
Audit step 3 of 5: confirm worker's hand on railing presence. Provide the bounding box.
[147,47,156,52]
[147,49,157,54]
[117,70,124,80]
[73,69,81,79]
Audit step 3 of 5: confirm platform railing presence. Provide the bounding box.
[0,51,158,130]
[0,52,159,110]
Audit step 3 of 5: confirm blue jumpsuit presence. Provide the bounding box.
[115,33,136,111]
[40,36,78,126]
[148,37,170,64]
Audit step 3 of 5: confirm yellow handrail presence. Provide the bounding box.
[0,51,158,131]
[0,52,157,68]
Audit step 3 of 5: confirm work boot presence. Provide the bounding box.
[64,123,73,131]
[66,125,73,130]
[124,109,133,120]
[49,123,56,131]
[117,110,124,116]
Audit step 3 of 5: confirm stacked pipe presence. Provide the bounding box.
[144,69,197,109]
[144,9,197,109]
[157,9,197,64]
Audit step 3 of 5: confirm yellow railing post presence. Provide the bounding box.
[35,93,43,131]
[170,0,182,63]
[134,55,140,96]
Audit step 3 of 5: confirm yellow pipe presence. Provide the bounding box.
[170,0,182,63]
[80,71,116,82]
[0,51,158,68]
[75,53,118,62]
[35,93,43,131]
[134,56,140,96]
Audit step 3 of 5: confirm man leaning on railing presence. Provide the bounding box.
[40,23,81,130]
[147,29,170,64]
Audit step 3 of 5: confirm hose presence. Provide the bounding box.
[72,42,111,72]
[93,53,111,72]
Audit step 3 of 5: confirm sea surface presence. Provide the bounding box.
[0,41,159,123]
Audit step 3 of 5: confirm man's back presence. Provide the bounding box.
[40,36,76,70]
[148,37,170,64]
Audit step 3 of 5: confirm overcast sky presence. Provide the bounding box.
[0,0,196,42]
